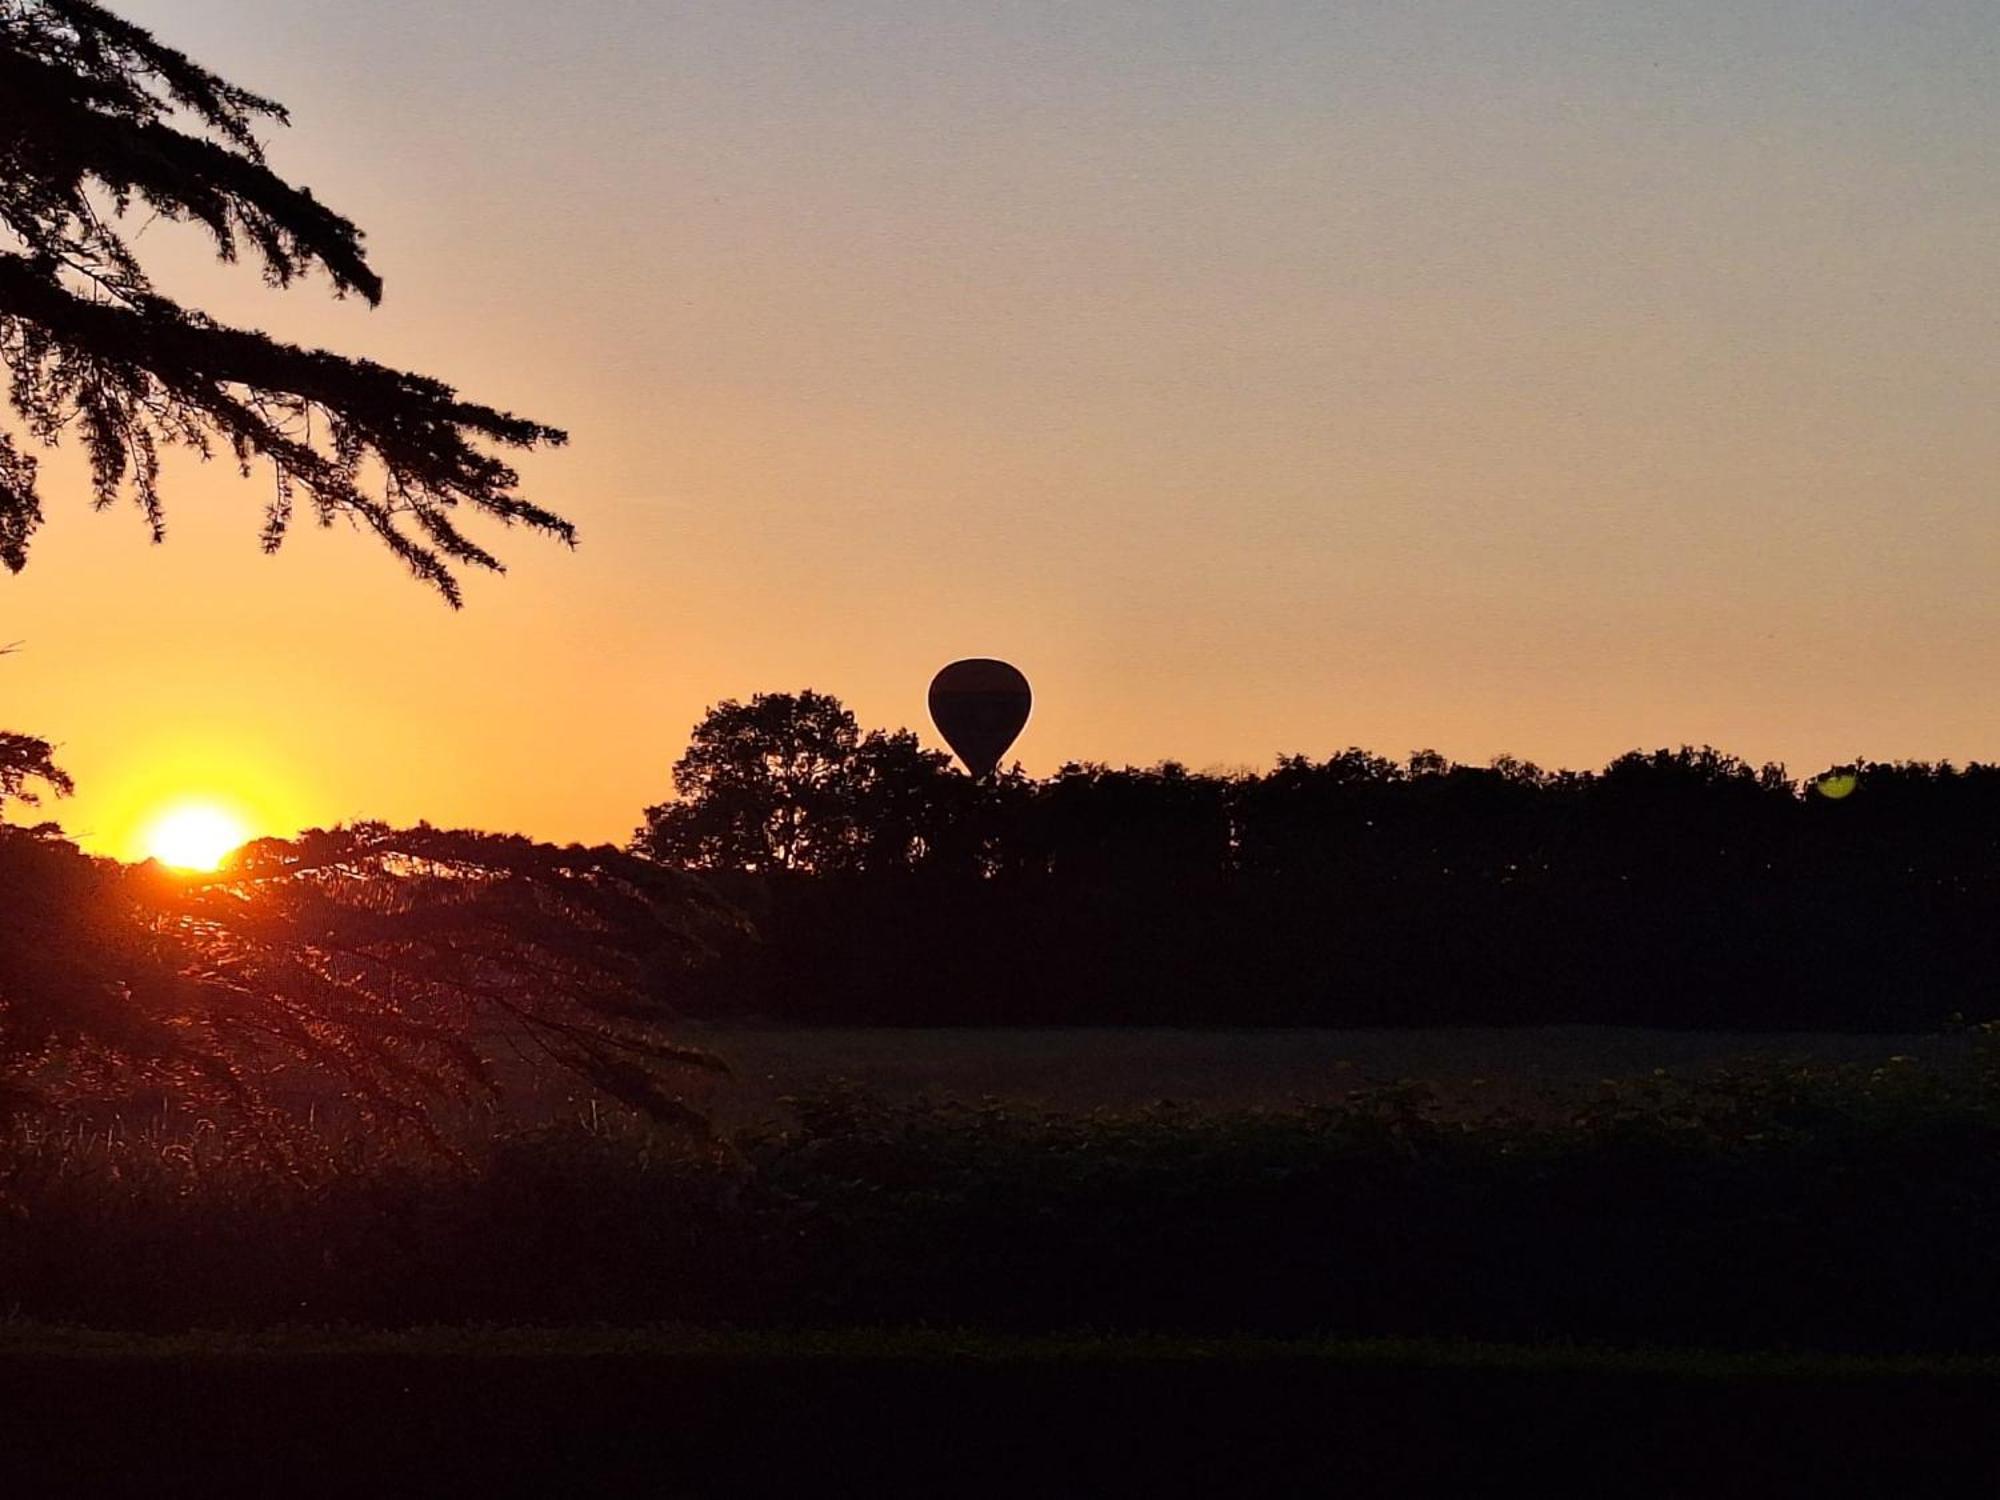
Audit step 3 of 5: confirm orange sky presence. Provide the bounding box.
[8,1,2000,860]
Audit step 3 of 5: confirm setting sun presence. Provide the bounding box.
[142,802,250,872]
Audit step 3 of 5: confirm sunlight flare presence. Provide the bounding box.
[142,801,250,872]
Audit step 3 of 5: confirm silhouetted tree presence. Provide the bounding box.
[635,691,870,873]
[1041,760,1232,886]
[1233,748,1406,879]
[846,727,958,872]
[0,0,568,602]
[1583,746,1793,879]
[0,727,69,816]
[635,692,1024,878]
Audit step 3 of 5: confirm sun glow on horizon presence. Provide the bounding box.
[142,801,251,872]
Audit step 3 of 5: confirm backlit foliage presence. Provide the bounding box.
[0,726,71,815]
[0,0,569,601]
[0,821,741,1144]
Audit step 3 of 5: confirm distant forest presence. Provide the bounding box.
[638,692,2000,1031]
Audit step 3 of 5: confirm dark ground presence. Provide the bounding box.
[4,1332,1997,1496]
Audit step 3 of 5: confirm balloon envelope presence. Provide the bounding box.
[929,659,1031,779]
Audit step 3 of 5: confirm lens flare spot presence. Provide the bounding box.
[1814,772,1859,801]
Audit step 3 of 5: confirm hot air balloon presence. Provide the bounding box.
[929,659,1031,780]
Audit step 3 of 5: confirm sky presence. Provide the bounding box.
[7,0,2000,858]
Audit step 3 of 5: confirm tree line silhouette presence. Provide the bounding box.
[3,682,1989,1135]
[639,691,2000,1030]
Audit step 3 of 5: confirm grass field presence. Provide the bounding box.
[4,1327,1996,1494]
[26,1028,1997,1491]
[19,1032,2000,1491]
[625,1023,1967,1128]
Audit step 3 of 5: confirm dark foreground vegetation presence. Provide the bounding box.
[9,1049,2000,1489]
[8,702,2000,1484]
[8,1043,2000,1356]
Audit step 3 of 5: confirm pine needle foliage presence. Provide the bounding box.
[0,726,70,812]
[0,822,741,1150]
[0,0,570,603]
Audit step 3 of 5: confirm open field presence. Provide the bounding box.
[279,1021,1984,1132]
[3,1328,1996,1494]
[633,1024,1970,1129]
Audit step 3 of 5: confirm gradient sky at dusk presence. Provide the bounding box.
[8,0,2000,858]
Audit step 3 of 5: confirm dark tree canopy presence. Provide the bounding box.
[0,0,569,603]
[634,689,2000,1031]
[638,691,867,873]
[634,690,967,874]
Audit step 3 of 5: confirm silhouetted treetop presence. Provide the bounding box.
[636,691,1012,876]
[0,0,569,602]
[0,727,69,815]
[637,692,866,873]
